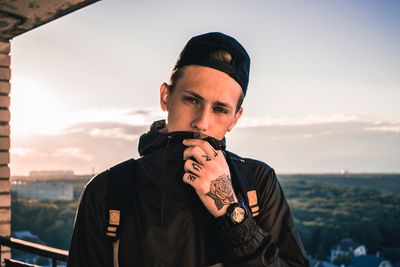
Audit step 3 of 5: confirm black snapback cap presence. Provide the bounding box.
[173,32,251,96]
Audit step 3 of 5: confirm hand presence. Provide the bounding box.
[182,138,238,217]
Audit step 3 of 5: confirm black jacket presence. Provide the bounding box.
[67,124,309,267]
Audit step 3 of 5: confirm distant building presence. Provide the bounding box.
[330,239,393,267]
[353,245,367,257]
[331,238,360,262]
[378,261,393,267]
[13,230,42,244]
[12,181,74,201]
[341,169,349,175]
[12,170,92,182]
[29,170,75,180]
[310,260,338,267]
[12,231,47,265]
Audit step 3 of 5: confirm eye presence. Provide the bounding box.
[183,96,200,105]
[213,106,228,114]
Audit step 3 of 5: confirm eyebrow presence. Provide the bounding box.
[182,89,233,110]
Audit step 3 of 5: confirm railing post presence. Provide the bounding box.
[52,258,57,267]
[0,40,11,267]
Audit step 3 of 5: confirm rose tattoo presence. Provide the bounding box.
[206,174,235,210]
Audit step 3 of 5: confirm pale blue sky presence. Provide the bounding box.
[9,0,400,175]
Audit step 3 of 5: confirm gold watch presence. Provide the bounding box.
[225,201,248,224]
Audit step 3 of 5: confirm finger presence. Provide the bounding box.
[183,172,199,186]
[184,159,203,175]
[183,146,211,164]
[184,139,220,159]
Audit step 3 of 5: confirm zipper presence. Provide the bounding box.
[160,135,172,227]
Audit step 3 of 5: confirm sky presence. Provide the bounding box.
[8,0,400,175]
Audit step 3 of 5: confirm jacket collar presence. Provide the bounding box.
[138,120,226,156]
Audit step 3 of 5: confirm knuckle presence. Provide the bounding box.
[184,160,192,170]
[183,147,194,158]
[195,181,208,195]
[194,146,202,154]
[183,173,190,183]
[199,184,208,195]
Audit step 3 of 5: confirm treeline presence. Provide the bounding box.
[11,176,400,262]
[279,173,400,193]
[11,198,77,250]
[280,179,400,261]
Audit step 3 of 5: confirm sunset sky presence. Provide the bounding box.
[9,0,400,175]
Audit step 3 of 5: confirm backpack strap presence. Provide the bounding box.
[105,158,136,241]
[225,151,260,217]
[112,240,120,267]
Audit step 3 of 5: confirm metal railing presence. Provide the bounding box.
[0,236,68,267]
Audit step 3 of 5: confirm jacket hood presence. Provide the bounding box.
[138,120,226,156]
[137,120,226,227]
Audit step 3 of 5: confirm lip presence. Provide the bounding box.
[193,132,209,139]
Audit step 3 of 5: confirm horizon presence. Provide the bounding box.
[10,170,400,178]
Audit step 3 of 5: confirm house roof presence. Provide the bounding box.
[13,230,39,240]
[350,255,384,267]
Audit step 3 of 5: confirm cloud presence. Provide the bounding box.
[52,147,94,161]
[10,122,148,175]
[10,148,34,157]
[9,114,400,175]
[51,121,147,138]
[227,118,400,173]
[363,123,400,133]
[13,107,165,136]
[271,130,334,140]
[237,113,362,127]
[89,128,138,141]
[125,108,161,117]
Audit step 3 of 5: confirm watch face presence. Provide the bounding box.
[231,206,246,223]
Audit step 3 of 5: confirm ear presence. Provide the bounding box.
[160,82,169,112]
[228,107,243,131]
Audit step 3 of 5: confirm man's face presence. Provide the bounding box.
[160,65,243,140]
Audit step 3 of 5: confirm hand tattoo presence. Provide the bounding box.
[212,148,218,158]
[205,174,235,210]
[192,162,202,172]
[188,174,197,182]
[201,154,212,161]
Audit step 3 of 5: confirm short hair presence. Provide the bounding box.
[168,49,244,113]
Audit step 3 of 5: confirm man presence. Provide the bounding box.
[67,32,309,266]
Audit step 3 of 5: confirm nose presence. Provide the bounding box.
[191,107,210,133]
